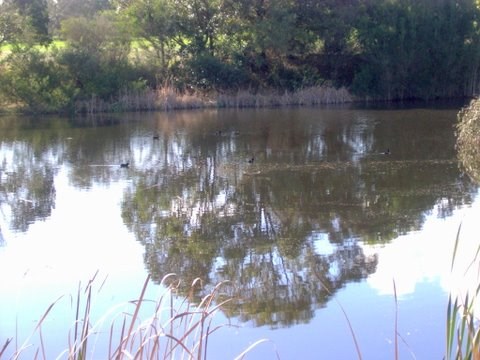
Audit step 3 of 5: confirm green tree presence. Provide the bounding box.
[47,0,112,35]
[0,2,24,46]
[173,0,224,56]
[0,47,77,112]
[219,0,303,89]
[59,12,144,101]
[122,0,177,70]
[6,0,50,44]
[352,0,480,100]
[293,0,361,87]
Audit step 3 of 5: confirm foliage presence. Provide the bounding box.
[48,0,113,34]
[352,0,480,100]
[121,0,177,70]
[0,46,77,113]
[457,98,480,184]
[183,54,250,91]
[0,2,24,47]
[6,0,51,44]
[59,13,146,102]
[2,0,480,112]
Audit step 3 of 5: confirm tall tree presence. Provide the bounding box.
[0,2,24,46]
[48,0,112,34]
[352,0,480,99]
[122,0,177,69]
[59,12,142,100]
[7,0,50,44]
[173,0,224,56]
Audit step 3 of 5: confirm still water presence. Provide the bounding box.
[0,105,479,359]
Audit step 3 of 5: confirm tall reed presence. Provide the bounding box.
[446,225,480,360]
[73,85,353,114]
[217,86,352,108]
[3,273,261,360]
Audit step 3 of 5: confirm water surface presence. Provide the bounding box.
[0,105,478,359]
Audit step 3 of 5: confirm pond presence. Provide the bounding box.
[0,103,479,359]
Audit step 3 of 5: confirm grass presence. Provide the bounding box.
[0,272,268,360]
[72,85,353,114]
[216,86,352,108]
[445,224,480,360]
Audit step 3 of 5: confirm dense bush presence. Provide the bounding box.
[2,0,480,113]
[182,54,250,91]
[59,49,146,101]
[0,47,77,113]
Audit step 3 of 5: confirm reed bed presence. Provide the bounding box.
[217,86,352,108]
[74,88,209,114]
[0,273,261,360]
[445,225,480,360]
[73,85,353,114]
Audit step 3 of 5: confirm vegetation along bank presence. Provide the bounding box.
[1,0,480,114]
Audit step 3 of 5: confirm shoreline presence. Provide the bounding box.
[0,85,472,117]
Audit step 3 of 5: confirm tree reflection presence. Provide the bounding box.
[119,108,475,327]
[0,108,476,327]
[0,137,57,232]
[0,115,132,232]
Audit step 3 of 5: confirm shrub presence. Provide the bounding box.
[183,54,249,92]
[58,49,146,102]
[0,46,77,113]
[456,98,480,184]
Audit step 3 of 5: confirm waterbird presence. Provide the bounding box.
[120,162,129,168]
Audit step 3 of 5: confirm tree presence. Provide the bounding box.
[122,0,177,69]
[352,0,480,100]
[0,2,24,46]
[47,0,112,35]
[228,0,305,89]
[59,12,144,101]
[6,0,50,44]
[0,47,77,112]
[173,0,224,56]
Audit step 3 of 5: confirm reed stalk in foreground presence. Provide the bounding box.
[3,273,267,360]
[446,224,480,360]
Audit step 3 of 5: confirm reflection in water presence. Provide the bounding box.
[0,142,57,232]
[118,107,474,327]
[0,106,476,328]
